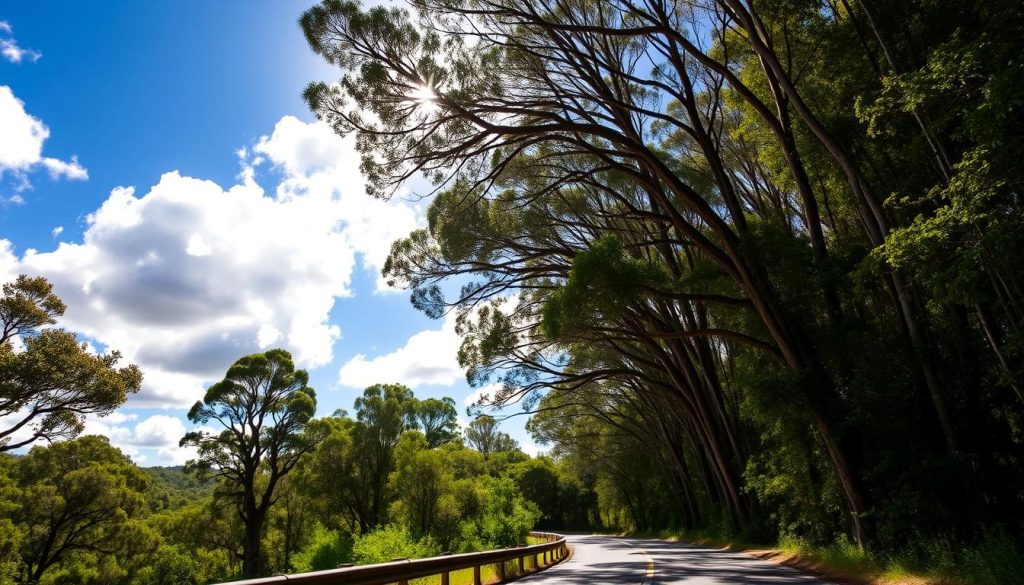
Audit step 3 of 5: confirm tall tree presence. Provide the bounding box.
[10,436,152,585]
[464,416,518,460]
[180,349,321,579]
[0,275,141,451]
[414,397,459,448]
[302,0,1024,557]
[351,383,418,531]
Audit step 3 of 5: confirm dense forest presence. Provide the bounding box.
[3,0,1024,582]
[0,341,573,584]
[0,276,566,584]
[301,0,1023,577]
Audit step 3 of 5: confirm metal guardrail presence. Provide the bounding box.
[224,532,569,585]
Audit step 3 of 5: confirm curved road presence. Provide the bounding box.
[520,535,831,584]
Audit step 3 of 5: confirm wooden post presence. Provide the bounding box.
[518,555,525,575]
[473,564,482,585]
[497,560,506,581]
[440,571,449,585]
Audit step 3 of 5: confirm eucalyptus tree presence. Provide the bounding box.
[300,0,877,544]
[464,416,518,459]
[352,383,419,531]
[301,0,1024,551]
[0,275,142,451]
[181,349,321,579]
[414,397,459,447]
[10,436,152,585]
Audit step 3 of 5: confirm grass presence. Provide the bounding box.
[611,529,1024,585]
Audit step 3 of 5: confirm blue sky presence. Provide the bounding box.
[0,2,533,465]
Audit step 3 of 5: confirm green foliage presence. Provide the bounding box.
[0,275,141,452]
[142,466,213,512]
[463,416,518,459]
[478,476,539,548]
[291,526,353,573]
[389,431,450,538]
[6,436,154,584]
[542,236,667,340]
[414,397,459,448]
[351,525,439,565]
[955,532,1024,585]
[509,458,559,529]
[180,349,322,579]
[127,545,200,585]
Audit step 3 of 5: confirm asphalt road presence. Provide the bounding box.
[519,534,832,584]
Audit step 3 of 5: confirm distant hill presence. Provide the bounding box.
[143,465,215,510]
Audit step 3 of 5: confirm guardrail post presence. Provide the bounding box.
[518,554,524,575]
[497,559,505,581]
[441,571,449,585]
[473,564,481,585]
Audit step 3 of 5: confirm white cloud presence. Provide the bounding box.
[520,439,542,457]
[339,311,464,389]
[253,116,419,288]
[131,415,187,447]
[0,85,86,191]
[464,382,503,407]
[42,156,88,180]
[0,240,18,284]
[51,226,63,238]
[0,86,47,171]
[102,411,138,424]
[84,413,195,465]
[18,170,352,406]
[0,22,41,64]
[0,115,422,409]
[185,234,212,256]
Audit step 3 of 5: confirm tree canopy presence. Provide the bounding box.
[0,276,142,452]
[301,0,1024,559]
[180,349,321,579]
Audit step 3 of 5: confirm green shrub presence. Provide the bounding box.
[479,477,540,548]
[292,525,353,572]
[955,532,1024,585]
[352,525,439,565]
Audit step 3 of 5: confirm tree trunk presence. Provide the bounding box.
[242,509,265,579]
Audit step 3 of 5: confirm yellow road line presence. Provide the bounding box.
[642,554,655,584]
[621,539,656,584]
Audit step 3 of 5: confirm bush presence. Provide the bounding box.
[292,525,353,572]
[352,525,439,565]
[955,532,1024,585]
[479,477,540,548]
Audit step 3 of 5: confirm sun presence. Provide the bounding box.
[408,83,439,115]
